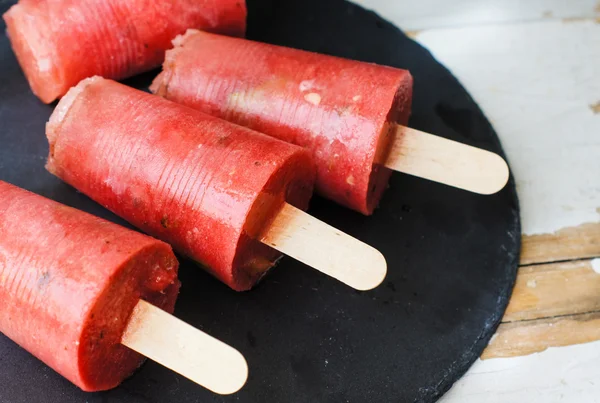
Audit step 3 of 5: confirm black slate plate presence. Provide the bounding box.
[0,0,520,402]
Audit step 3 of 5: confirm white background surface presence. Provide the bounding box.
[352,1,600,401]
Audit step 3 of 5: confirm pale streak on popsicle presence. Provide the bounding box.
[261,203,387,291]
[387,125,510,195]
[122,300,249,395]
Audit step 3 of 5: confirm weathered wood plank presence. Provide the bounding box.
[521,222,600,265]
[504,259,600,322]
[483,312,600,359]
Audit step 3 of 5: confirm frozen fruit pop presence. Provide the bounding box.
[151,30,509,215]
[0,181,248,394]
[2,0,247,103]
[46,77,386,291]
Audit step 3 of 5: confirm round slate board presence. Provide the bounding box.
[0,0,521,402]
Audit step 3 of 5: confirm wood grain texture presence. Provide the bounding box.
[261,203,387,291]
[483,312,600,359]
[520,222,600,265]
[504,259,600,322]
[387,126,509,195]
[122,300,248,395]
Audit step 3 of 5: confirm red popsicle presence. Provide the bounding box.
[0,180,176,391]
[0,181,248,394]
[47,77,386,291]
[151,30,411,215]
[152,30,510,215]
[3,0,247,103]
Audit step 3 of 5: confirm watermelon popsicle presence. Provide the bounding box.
[2,0,247,104]
[46,77,386,291]
[151,30,510,215]
[0,181,248,394]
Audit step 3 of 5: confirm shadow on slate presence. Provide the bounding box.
[0,0,520,402]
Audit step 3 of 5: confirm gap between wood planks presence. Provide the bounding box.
[483,259,600,359]
[520,222,600,266]
[483,311,600,359]
[483,222,600,359]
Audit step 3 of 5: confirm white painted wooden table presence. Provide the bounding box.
[352,1,600,401]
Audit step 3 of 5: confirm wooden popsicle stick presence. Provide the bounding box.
[261,203,387,291]
[121,300,248,395]
[386,125,510,195]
